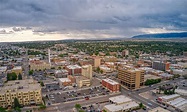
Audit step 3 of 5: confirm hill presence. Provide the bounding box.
[132,32,187,38]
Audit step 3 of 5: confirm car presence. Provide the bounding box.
[148,103,152,106]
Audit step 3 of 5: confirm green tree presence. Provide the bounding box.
[14,98,21,108]
[15,107,21,112]
[0,107,7,112]
[75,104,81,110]
[7,72,17,81]
[39,104,46,110]
[18,74,22,80]
[100,70,103,74]
[139,103,144,108]
[40,81,44,87]
[29,70,34,75]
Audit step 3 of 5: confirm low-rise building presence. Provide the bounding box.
[103,95,139,112]
[76,76,91,87]
[0,79,42,108]
[11,66,22,75]
[148,107,171,112]
[58,78,72,86]
[99,65,112,73]
[158,94,180,103]
[104,56,117,62]
[102,78,120,92]
[29,60,51,71]
[0,66,7,74]
[158,73,173,80]
[54,69,68,78]
[65,65,82,75]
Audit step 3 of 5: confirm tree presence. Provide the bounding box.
[14,98,21,108]
[0,107,7,112]
[29,70,34,75]
[18,73,22,80]
[139,103,144,108]
[7,72,17,81]
[100,70,103,74]
[15,107,21,112]
[75,104,81,110]
[40,81,44,87]
[39,104,46,110]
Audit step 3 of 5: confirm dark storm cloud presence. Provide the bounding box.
[0,0,187,37]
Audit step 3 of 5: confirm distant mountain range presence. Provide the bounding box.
[132,32,187,38]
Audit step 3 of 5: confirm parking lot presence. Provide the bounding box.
[47,86,110,104]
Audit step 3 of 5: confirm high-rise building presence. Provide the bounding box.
[94,57,101,68]
[122,49,129,56]
[0,79,42,108]
[118,68,145,90]
[152,61,170,71]
[81,65,92,79]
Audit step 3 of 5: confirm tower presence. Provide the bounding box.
[48,48,51,66]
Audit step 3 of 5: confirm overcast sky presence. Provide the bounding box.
[0,0,187,42]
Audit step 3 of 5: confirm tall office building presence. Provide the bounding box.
[82,65,92,79]
[94,57,101,68]
[152,61,170,71]
[122,49,129,56]
[0,79,42,108]
[118,68,145,90]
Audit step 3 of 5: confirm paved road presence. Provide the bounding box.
[22,48,29,79]
[36,93,120,112]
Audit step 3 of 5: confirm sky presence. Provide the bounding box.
[0,0,187,42]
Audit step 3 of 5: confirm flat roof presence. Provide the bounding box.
[168,97,186,106]
[104,101,138,112]
[58,78,71,82]
[12,66,22,70]
[0,79,40,94]
[66,65,81,69]
[160,94,180,100]
[148,107,171,112]
[109,95,132,104]
[102,78,119,85]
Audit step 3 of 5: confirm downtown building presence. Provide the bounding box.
[152,61,170,71]
[0,79,42,108]
[102,78,120,92]
[118,68,145,90]
[81,65,92,79]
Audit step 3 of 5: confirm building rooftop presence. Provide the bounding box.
[58,78,71,82]
[148,107,171,112]
[168,97,186,106]
[109,95,132,104]
[104,101,138,112]
[66,65,81,69]
[160,94,180,100]
[0,79,41,94]
[103,78,119,85]
[55,69,68,74]
[12,66,22,70]
[76,76,90,81]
